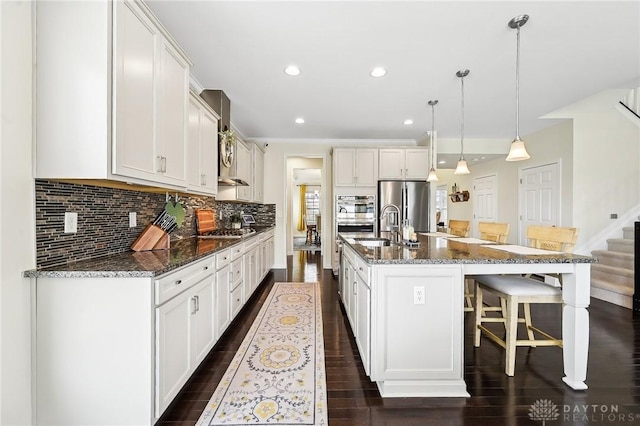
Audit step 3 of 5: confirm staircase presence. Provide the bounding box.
[591,226,635,308]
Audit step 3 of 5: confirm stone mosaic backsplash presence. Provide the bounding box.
[35,180,275,269]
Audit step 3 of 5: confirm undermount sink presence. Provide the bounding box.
[354,237,392,247]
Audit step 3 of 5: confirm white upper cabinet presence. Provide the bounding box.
[251,144,265,203]
[378,148,429,180]
[216,138,252,201]
[36,0,192,190]
[187,91,219,195]
[333,148,378,187]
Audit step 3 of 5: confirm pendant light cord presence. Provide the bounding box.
[431,103,436,168]
[515,25,521,140]
[460,75,465,159]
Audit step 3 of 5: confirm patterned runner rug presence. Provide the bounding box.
[195,282,327,425]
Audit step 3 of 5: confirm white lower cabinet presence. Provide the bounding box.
[354,267,371,375]
[216,263,231,338]
[33,230,276,426]
[156,275,214,416]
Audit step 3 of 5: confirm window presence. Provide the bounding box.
[305,189,320,224]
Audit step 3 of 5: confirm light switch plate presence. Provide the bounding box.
[64,212,78,233]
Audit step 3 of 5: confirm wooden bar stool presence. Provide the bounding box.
[473,225,578,376]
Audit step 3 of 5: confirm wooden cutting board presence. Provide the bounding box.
[195,209,216,235]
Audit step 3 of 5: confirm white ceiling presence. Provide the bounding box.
[147,1,640,146]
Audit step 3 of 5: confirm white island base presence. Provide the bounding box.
[368,265,469,398]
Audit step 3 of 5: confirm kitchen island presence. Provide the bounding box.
[338,232,595,398]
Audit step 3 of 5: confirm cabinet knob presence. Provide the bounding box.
[175,279,182,285]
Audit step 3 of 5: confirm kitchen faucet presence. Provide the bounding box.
[379,203,401,244]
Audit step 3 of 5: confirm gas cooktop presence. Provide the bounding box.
[198,228,256,239]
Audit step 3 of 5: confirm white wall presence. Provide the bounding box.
[435,120,574,245]
[572,106,640,251]
[1,1,36,424]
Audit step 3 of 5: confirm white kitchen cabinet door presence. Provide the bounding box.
[404,149,429,179]
[378,149,405,179]
[215,264,231,338]
[155,41,189,185]
[191,277,216,366]
[243,247,258,302]
[355,271,371,376]
[236,140,252,201]
[187,91,219,195]
[200,110,219,193]
[113,0,158,181]
[333,149,356,186]
[156,287,192,416]
[252,145,265,202]
[355,149,378,186]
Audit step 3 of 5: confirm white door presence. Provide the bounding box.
[518,162,560,244]
[472,174,497,237]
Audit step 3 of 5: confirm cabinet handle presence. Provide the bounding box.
[162,156,167,173]
[175,279,182,285]
[191,297,197,315]
[157,156,163,172]
[353,281,357,295]
[201,174,207,185]
[195,295,200,312]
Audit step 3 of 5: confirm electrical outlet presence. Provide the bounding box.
[64,212,78,233]
[129,212,137,228]
[413,286,425,305]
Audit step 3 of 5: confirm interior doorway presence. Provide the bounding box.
[285,157,324,259]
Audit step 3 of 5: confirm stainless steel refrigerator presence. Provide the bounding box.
[378,180,430,236]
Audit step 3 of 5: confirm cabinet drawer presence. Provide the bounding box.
[230,259,243,287]
[155,256,214,305]
[243,237,258,251]
[216,249,232,270]
[230,243,243,260]
[355,256,369,283]
[231,284,243,317]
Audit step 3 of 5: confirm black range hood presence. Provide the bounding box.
[199,89,249,186]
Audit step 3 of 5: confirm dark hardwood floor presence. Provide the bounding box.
[157,252,640,425]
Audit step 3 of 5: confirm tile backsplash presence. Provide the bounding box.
[35,180,275,268]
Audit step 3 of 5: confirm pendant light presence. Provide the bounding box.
[454,69,471,175]
[505,14,531,161]
[426,100,439,182]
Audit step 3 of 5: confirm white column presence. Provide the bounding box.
[561,263,590,390]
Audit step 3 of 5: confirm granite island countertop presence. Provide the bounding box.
[339,232,596,265]
[25,226,274,279]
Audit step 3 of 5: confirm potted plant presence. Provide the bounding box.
[229,213,242,229]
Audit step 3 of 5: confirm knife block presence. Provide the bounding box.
[131,224,170,251]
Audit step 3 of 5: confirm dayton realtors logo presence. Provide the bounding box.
[529,399,639,424]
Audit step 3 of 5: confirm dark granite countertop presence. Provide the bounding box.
[25,227,275,279]
[340,232,596,265]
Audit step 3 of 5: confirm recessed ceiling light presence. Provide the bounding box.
[295,118,305,124]
[472,158,479,162]
[370,67,387,77]
[284,65,301,76]
[403,119,414,125]
[438,160,446,165]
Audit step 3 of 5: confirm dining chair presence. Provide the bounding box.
[473,225,579,376]
[448,219,470,237]
[468,222,511,313]
[478,221,510,243]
